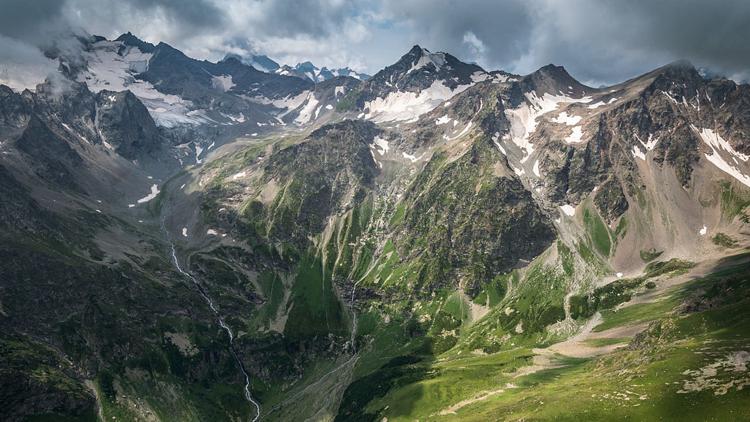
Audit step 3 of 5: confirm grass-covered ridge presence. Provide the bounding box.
[338,253,750,421]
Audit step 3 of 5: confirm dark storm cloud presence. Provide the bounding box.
[0,0,224,44]
[380,0,533,67]
[583,0,750,80]
[381,0,750,83]
[0,0,69,44]
[1,0,749,85]
[125,0,226,28]
[63,0,227,42]
[246,0,358,38]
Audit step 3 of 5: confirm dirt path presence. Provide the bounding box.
[437,383,518,416]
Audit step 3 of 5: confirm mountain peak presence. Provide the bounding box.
[655,59,702,81]
[115,32,155,53]
[222,53,279,72]
[523,63,592,96]
[407,44,425,55]
[663,59,695,70]
[274,61,369,82]
[534,64,574,80]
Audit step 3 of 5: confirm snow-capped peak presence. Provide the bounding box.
[274,62,370,82]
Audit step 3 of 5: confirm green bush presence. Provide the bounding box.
[712,232,738,248]
[640,248,663,262]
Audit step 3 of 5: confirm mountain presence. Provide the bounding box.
[338,45,516,122]
[1,31,750,422]
[224,52,280,73]
[275,61,370,83]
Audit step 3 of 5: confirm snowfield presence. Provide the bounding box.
[364,79,474,122]
[78,40,213,128]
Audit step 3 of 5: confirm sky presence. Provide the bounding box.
[1,0,749,88]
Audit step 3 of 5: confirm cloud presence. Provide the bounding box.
[0,0,748,85]
[0,35,60,91]
[381,0,750,84]
[0,0,70,45]
[462,31,486,65]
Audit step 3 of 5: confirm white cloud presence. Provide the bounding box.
[462,31,486,64]
[0,35,59,91]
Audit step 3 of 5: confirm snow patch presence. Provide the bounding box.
[257,90,309,118]
[369,149,382,168]
[470,71,489,83]
[443,122,473,141]
[194,142,204,163]
[586,98,617,109]
[505,92,591,162]
[560,204,576,216]
[402,152,424,163]
[491,132,507,155]
[136,184,160,204]
[637,133,660,151]
[372,136,390,155]
[294,93,320,125]
[565,126,584,144]
[435,115,451,125]
[693,126,750,187]
[632,144,646,161]
[182,227,188,237]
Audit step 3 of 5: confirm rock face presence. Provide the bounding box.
[396,138,555,294]
[95,90,161,159]
[16,115,84,191]
[254,120,380,245]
